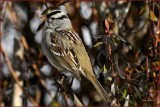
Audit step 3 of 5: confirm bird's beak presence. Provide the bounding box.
[40,15,47,21]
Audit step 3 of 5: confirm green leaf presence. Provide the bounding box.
[103,64,107,73]
[123,89,127,97]
[51,100,60,106]
[42,6,55,15]
[120,89,127,100]
[93,42,104,47]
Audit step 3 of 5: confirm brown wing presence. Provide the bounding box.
[48,29,82,80]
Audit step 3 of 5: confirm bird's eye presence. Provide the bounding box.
[51,18,55,20]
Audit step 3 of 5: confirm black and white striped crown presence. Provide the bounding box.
[46,10,68,20]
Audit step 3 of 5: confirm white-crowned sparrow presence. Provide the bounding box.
[40,10,110,101]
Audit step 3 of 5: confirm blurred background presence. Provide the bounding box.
[1,0,160,106]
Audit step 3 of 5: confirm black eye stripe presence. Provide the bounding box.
[51,18,55,20]
[56,15,68,20]
[46,10,61,18]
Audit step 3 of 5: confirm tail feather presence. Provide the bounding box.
[89,76,111,102]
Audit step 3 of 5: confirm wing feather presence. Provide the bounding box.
[48,29,81,80]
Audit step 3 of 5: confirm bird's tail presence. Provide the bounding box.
[88,75,111,102]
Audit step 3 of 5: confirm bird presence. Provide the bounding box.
[40,9,110,101]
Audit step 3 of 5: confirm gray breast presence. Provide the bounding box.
[41,32,64,71]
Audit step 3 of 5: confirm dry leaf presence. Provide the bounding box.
[150,10,157,22]
[105,19,110,34]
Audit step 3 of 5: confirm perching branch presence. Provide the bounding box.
[73,93,84,106]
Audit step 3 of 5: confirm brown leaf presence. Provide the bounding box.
[150,10,157,22]
[105,19,109,34]
[155,30,160,47]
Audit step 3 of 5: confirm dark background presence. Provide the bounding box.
[1,1,160,106]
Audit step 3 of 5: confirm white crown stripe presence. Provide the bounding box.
[52,12,66,19]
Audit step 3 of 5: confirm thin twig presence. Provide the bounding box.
[0,1,3,106]
[32,64,52,96]
[56,75,84,106]
[35,88,41,104]
[44,2,48,8]
[63,91,69,106]
[21,35,29,51]
[55,0,70,7]
[146,56,149,79]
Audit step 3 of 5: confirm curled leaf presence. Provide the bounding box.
[105,19,110,34]
[150,10,157,22]
[42,6,55,15]
[93,42,104,47]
